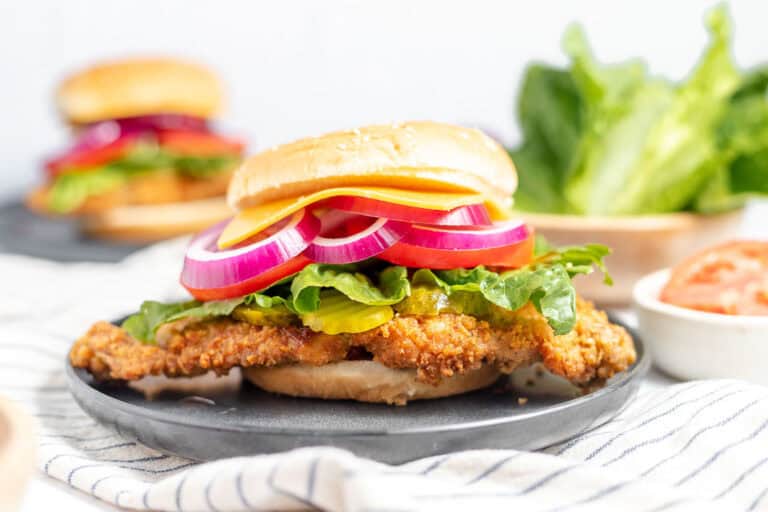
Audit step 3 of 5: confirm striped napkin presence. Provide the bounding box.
[3,240,768,512]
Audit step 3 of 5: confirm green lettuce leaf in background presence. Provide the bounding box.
[173,154,240,178]
[694,66,768,212]
[46,144,239,213]
[510,6,767,216]
[508,66,583,213]
[48,168,130,213]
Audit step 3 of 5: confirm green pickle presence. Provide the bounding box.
[301,291,394,335]
[232,304,298,327]
[395,286,513,325]
[395,286,488,316]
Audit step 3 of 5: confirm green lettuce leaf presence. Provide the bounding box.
[172,154,240,178]
[534,243,612,283]
[289,264,410,314]
[410,244,609,334]
[48,169,130,213]
[510,6,768,215]
[121,293,286,343]
[411,265,575,334]
[508,65,584,213]
[564,8,739,214]
[121,300,199,342]
[533,234,555,256]
[47,144,238,213]
[694,66,768,211]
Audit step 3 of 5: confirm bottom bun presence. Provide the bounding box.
[129,369,243,400]
[81,197,232,243]
[244,361,502,405]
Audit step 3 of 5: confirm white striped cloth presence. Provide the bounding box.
[3,240,768,512]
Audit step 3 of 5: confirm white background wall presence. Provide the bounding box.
[1,0,766,201]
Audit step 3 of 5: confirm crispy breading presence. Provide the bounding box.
[70,299,636,386]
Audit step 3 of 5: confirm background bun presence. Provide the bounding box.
[57,57,224,123]
[227,121,517,210]
[244,361,501,405]
[81,197,233,242]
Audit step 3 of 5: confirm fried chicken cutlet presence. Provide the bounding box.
[70,298,635,388]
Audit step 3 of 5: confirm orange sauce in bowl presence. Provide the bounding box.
[660,241,768,316]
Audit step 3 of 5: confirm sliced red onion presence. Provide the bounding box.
[53,114,209,157]
[109,114,209,134]
[305,216,411,264]
[321,196,492,226]
[315,209,358,236]
[433,204,493,226]
[71,120,123,152]
[181,209,321,290]
[74,115,207,150]
[402,220,529,250]
[47,114,210,171]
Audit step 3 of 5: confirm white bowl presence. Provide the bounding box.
[633,269,768,384]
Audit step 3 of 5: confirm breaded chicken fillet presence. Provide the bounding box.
[71,299,635,390]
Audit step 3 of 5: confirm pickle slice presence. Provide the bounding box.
[232,304,298,327]
[301,291,394,334]
[394,286,491,317]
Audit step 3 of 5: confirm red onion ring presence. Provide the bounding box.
[47,114,210,171]
[107,114,209,134]
[74,115,208,151]
[401,220,529,250]
[305,216,411,264]
[181,209,321,290]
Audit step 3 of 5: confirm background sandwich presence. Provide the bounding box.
[28,57,245,242]
[70,121,636,404]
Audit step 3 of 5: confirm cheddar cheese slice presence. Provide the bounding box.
[218,187,510,248]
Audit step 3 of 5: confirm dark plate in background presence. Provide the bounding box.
[66,318,649,464]
[0,201,145,262]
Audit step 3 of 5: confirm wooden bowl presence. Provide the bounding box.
[0,396,36,511]
[523,210,745,306]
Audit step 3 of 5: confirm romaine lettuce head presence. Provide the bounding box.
[511,6,767,216]
[694,66,768,212]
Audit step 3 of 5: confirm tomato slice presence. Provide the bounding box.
[183,254,311,301]
[660,241,768,316]
[378,234,534,270]
[158,130,245,157]
[45,135,139,176]
[319,196,492,226]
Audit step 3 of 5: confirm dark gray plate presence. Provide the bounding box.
[0,201,145,262]
[66,319,648,464]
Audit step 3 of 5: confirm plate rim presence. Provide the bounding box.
[66,316,649,437]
